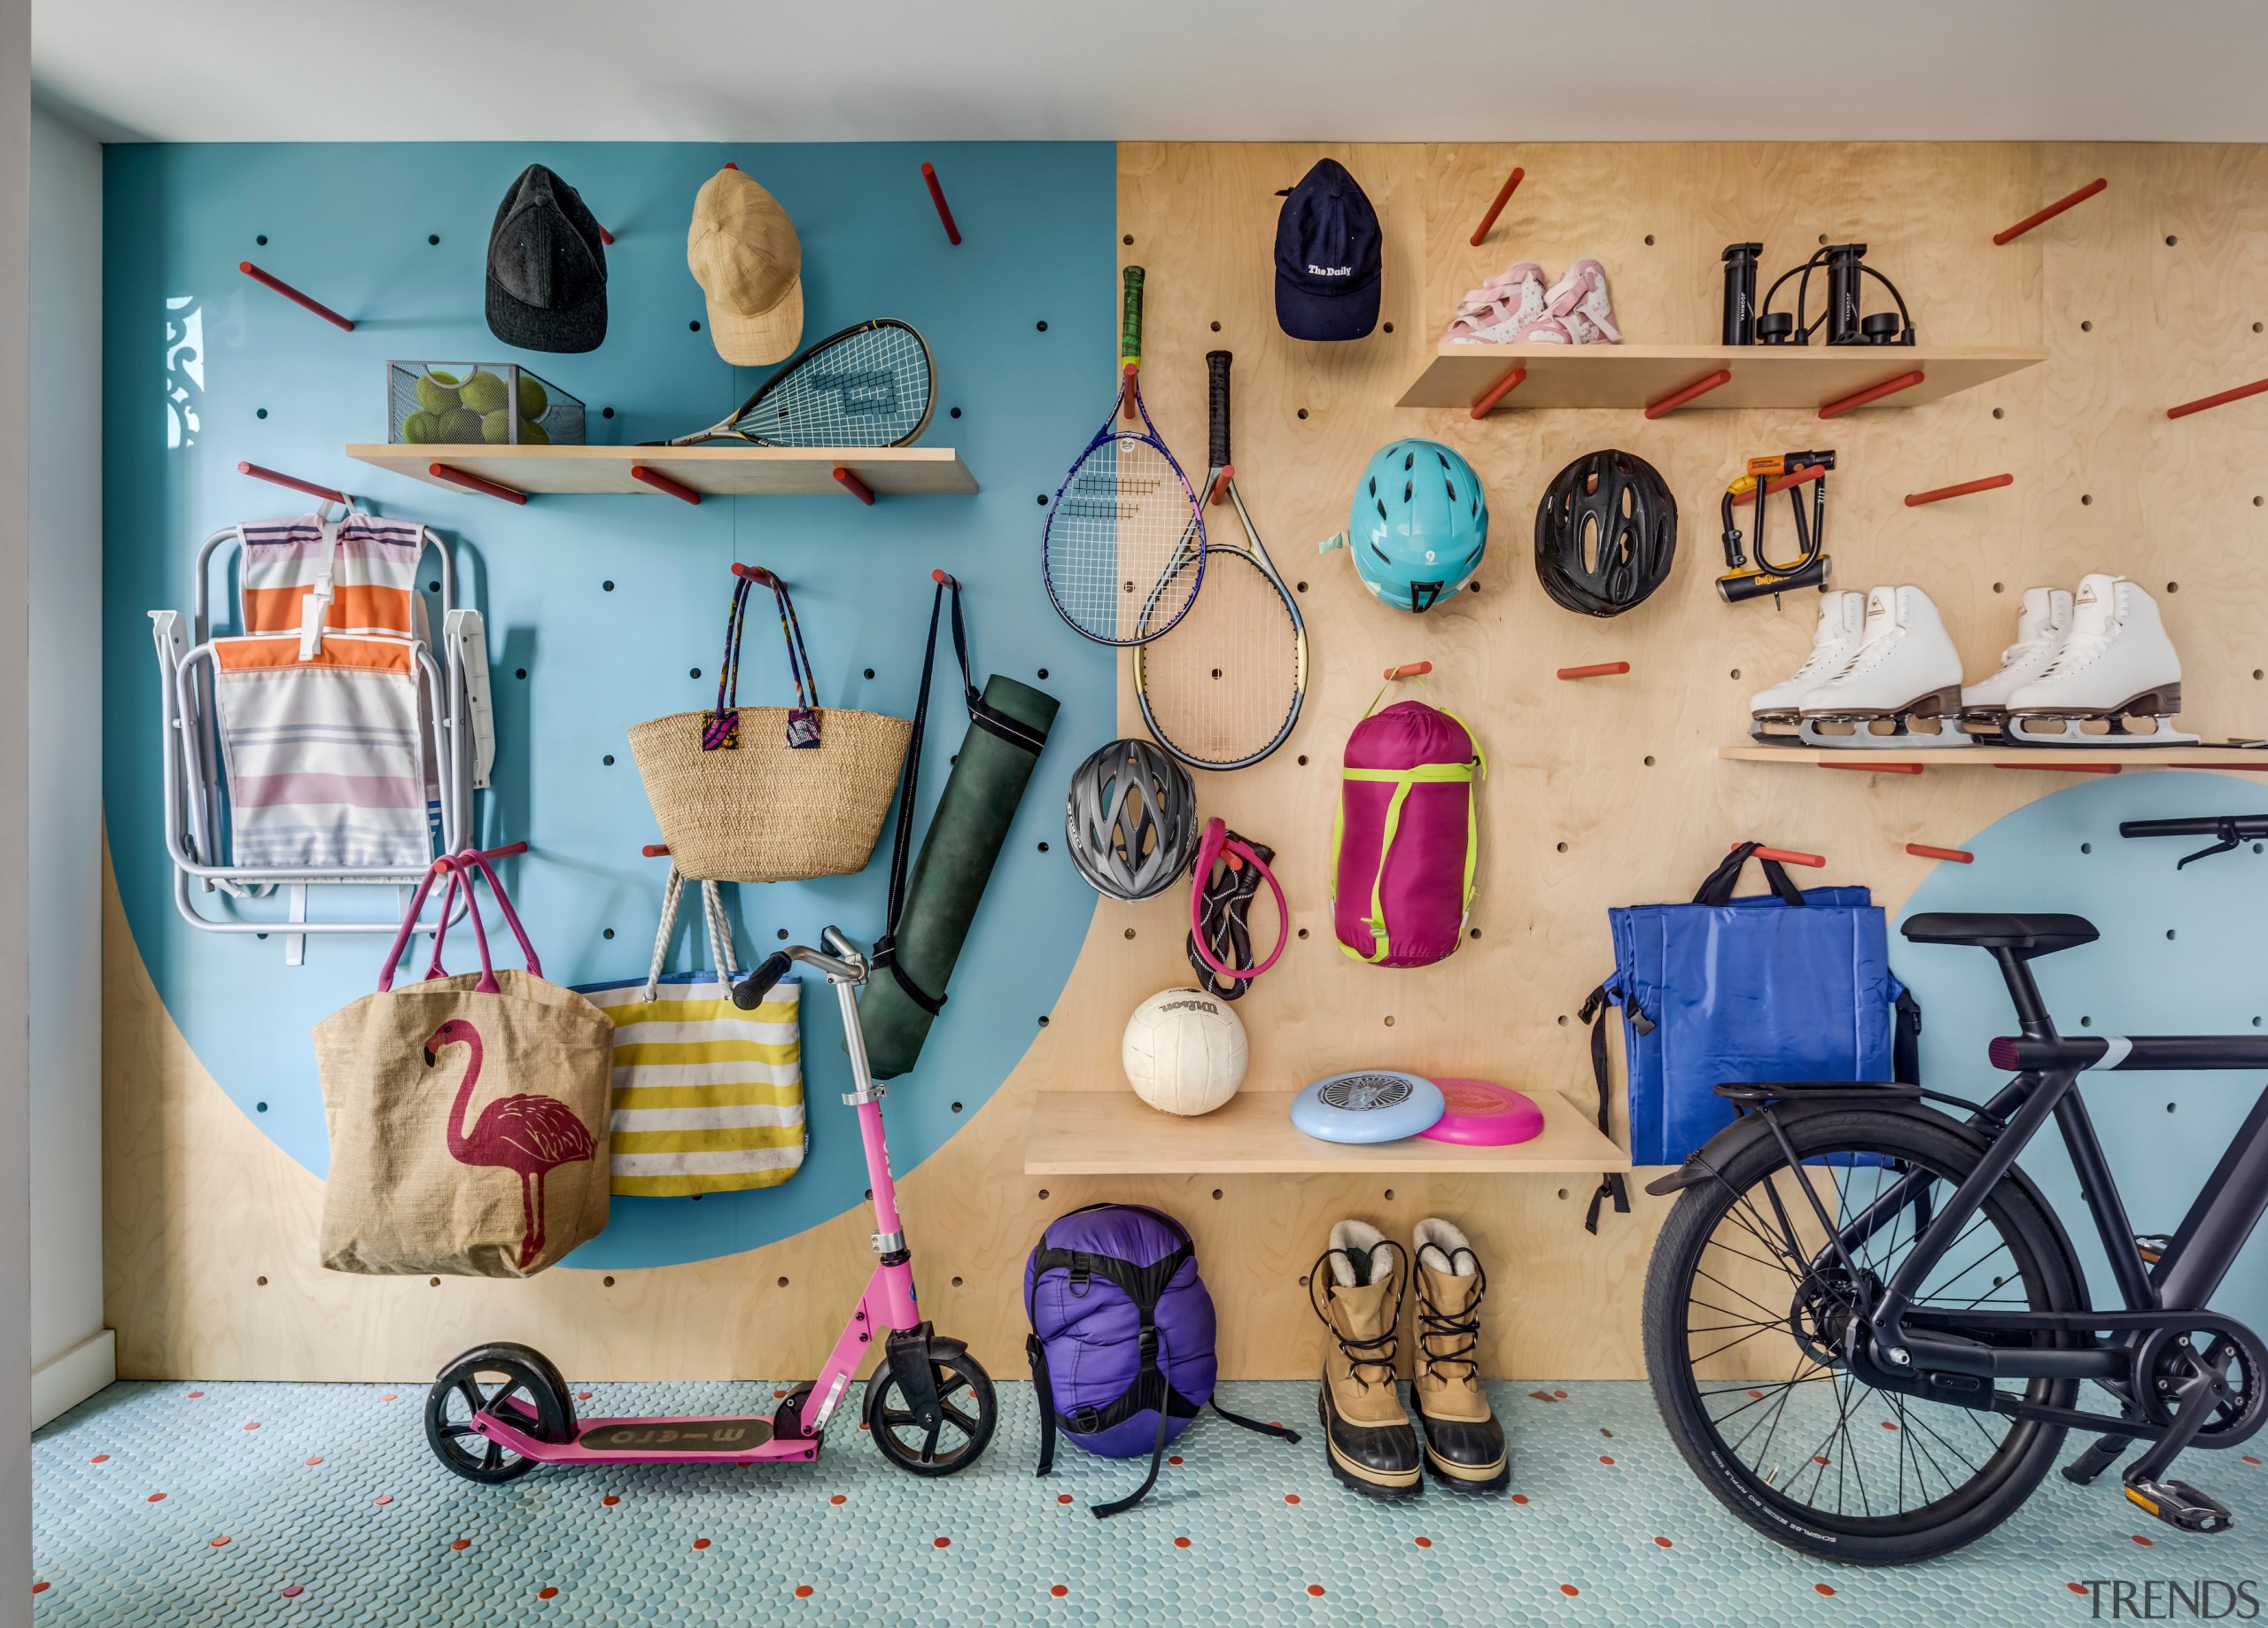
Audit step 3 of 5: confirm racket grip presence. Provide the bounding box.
[1208,349,1231,469]
[1122,265,1145,364]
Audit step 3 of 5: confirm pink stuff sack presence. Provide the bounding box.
[1331,698,1485,967]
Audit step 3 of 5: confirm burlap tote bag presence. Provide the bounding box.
[314,849,615,1277]
[628,564,911,883]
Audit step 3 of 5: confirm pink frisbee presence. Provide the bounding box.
[1418,1078,1544,1146]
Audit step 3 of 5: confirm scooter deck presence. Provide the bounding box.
[578,1417,776,1454]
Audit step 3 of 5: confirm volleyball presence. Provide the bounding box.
[1122,988,1247,1117]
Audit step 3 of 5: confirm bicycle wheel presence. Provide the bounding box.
[1643,1106,2085,1564]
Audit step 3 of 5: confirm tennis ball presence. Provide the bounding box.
[400,410,439,444]
[413,370,461,415]
[517,417,550,445]
[480,409,515,443]
[437,407,484,443]
[515,377,548,420]
[459,370,509,415]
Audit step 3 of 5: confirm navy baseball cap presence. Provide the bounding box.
[1274,159,1381,342]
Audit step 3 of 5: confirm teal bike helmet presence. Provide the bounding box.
[1326,439,1489,612]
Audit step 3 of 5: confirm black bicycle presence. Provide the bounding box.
[1642,815,2267,1564]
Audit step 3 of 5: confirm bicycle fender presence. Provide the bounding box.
[1642,1102,2093,1317]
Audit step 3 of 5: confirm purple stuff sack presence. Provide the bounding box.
[1025,1204,1299,1517]
[1332,698,1485,967]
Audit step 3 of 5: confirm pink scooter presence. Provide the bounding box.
[424,927,998,1482]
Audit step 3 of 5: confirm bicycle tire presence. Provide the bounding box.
[1643,1105,2085,1564]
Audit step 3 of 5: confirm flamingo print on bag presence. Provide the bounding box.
[423,1019,594,1272]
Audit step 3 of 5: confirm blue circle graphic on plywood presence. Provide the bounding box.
[101,140,1117,1268]
[1895,771,2268,1337]
[1292,1070,1446,1143]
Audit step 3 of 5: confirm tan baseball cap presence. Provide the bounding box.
[687,167,804,365]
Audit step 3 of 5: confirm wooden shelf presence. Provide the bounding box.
[344,444,977,498]
[1394,343,2046,414]
[1023,1088,1629,1176]
[1721,743,2268,771]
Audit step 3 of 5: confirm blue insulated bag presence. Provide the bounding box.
[1025,1204,1300,1517]
[1579,843,1918,1229]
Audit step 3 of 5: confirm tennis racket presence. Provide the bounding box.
[1133,350,1308,769]
[657,319,935,446]
[1041,266,1205,646]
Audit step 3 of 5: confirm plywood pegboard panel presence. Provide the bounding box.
[107,142,2268,1386]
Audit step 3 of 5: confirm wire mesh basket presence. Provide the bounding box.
[387,362,585,446]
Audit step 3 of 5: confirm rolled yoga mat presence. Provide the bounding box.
[862,674,1058,1079]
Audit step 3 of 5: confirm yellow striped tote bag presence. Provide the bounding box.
[577,871,805,1197]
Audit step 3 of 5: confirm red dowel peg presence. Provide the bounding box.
[1741,843,1825,868]
[596,222,616,245]
[641,844,671,857]
[1469,167,1525,247]
[2167,376,2268,420]
[1469,365,1528,420]
[833,466,876,506]
[1383,661,1433,680]
[238,461,348,506]
[1992,177,2107,246]
[1644,369,1732,420]
[931,568,959,588]
[479,841,530,862]
[427,462,527,505]
[1208,465,1231,507]
[1557,662,1630,680]
[237,261,354,331]
[629,464,701,505]
[1819,760,1925,774]
[731,562,778,585]
[1906,842,1975,864]
[1728,463,1828,508]
[1993,762,2122,775]
[921,162,961,246]
[1906,473,2014,508]
[1819,370,1926,420]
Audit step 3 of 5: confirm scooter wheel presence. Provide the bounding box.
[427,1343,576,1484]
[865,1346,997,1477]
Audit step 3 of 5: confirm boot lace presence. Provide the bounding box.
[1416,1251,1487,1384]
[1307,1247,1404,1391]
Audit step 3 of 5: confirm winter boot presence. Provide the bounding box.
[1309,1220,1422,1500]
[1410,1219,1509,1492]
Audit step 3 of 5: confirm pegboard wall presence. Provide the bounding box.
[105,140,2268,1384]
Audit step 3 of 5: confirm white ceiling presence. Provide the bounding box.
[33,0,2268,143]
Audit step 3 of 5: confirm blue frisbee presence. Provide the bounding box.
[1290,1070,1447,1144]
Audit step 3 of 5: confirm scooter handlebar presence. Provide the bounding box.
[730,951,794,1010]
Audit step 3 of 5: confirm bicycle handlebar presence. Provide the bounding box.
[2120,816,2268,840]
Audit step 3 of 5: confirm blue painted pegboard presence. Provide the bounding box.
[101,142,1115,1267]
[1897,770,2268,1334]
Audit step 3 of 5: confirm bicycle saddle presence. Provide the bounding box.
[1901,912,2098,957]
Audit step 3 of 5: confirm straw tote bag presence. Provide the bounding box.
[628,565,911,883]
[312,849,615,1277]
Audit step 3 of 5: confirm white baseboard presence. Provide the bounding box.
[31,1329,115,1429]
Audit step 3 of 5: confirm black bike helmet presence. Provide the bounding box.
[1065,738,1200,902]
[1534,448,1678,617]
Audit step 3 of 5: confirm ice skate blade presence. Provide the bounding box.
[1749,716,1810,747]
[1797,717,1976,750]
[2002,716,2200,748]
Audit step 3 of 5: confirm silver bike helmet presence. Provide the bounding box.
[1065,738,1200,902]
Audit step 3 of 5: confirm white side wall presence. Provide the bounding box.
[25,105,106,1431]
[2,0,35,1611]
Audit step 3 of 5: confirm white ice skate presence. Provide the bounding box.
[2001,573,2198,746]
[1959,586,2072,742]
[1797,585,1972,748]
[1749,590,1867,743]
